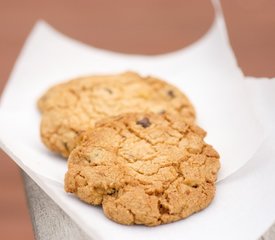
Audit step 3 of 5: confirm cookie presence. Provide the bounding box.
[65,113,220,226]
[38,72,196,157]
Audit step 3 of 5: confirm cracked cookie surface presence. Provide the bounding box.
[38,72,196,157]
[65,112,220,226]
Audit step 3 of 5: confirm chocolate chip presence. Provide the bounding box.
[104,88,113,94]
[167,90,175,98]
[159,110,166,115]
[158,203,169,214]
[136,117,151,128]
[63,142,69,152]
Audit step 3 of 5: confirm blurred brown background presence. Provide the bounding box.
[0,0,274,239]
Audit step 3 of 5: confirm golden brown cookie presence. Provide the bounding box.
[38,72,195,157]
[65,113,220,226]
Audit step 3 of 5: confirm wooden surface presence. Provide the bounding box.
[0,151,33,239]
[0,1,274,239]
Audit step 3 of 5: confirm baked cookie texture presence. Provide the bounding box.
[65,113,220,226]
[38,72,196,157]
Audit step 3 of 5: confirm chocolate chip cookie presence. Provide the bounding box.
[65,112,220,226]
[38,72,196,157]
